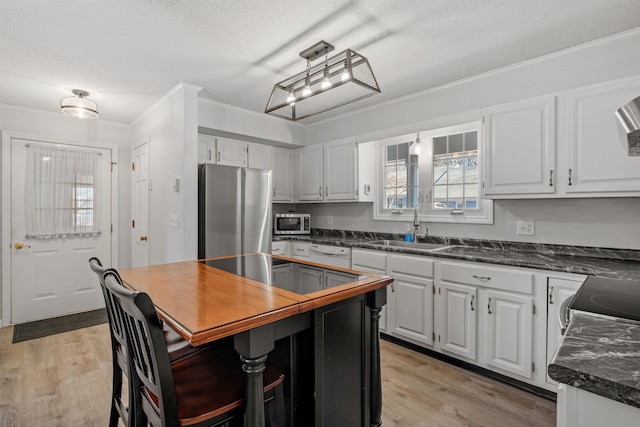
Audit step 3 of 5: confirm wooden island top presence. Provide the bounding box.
[118,253,393,346]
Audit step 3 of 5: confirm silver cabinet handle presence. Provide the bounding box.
[325,186,329,196]
[208,149,212,161]
[391,283,395,293]
[472,274,491,281]
[549,170,554,187]
[488,297,492,315]
[273,187,276,197]
[568,168,573,186]
[470,294,475,311]
[318,186,322,197]
[217,151,221,162]
[549,286,554,304]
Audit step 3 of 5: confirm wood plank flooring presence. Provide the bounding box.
[0,324,555,426]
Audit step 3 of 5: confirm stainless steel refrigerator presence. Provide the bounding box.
[198,164,272,259]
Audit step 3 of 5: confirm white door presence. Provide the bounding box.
[132,141,149,267]
[10,138,112,324]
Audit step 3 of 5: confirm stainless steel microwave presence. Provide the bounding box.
[273,213,310,235]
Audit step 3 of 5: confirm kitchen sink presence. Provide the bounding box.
[367,240,452,251]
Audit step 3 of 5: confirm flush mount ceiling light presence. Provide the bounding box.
[265,40,380,121]
[60,89,99,119]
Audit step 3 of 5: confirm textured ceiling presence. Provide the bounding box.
[1,0,639,125]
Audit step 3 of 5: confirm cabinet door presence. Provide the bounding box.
[387,273,434,346]
[485,290,534,379]
[546,276,582,385]
[247,143,272,170]
[198,134,216,164]
[297,265,323,294]
[296,145,324,201]
[324,270,356,289]
[216,137,247,166]
[482,96,556,196]
[324,140,358,201]
[440,282,477,361]
[564,77,640,194]
[272,148,292,201]
[272,264,293,291]
[352,249,388,332]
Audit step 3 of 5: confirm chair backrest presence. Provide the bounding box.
[103,270,180,426]
[89,257,128,350]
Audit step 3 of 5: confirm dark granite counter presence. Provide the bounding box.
[274,230,640,281]
[548,312,640,408]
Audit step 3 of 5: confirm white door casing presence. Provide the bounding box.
[132,141,150,267]
[7,137,113,324]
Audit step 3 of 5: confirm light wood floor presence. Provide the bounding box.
[0,324,555,426]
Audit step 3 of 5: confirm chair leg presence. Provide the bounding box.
[110,349,124,427]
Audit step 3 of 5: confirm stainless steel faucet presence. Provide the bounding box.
[413,205,420,241]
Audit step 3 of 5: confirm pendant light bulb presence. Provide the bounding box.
[286,91,296,105]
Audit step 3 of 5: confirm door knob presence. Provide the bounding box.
[140,236,148,241]
[14,242,31,249]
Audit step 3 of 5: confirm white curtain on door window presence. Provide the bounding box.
[24,144,102,239]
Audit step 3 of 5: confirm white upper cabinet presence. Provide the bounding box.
[482,96,556,196]
[295,140,374,203]
[272,148,293,202]
[197,134,217,164]
[562,76,640,195]
[296,145,324,201]
[216,137,248,166]
[247,142,272,170]
[482,76,640,199]
[324,139,358,201]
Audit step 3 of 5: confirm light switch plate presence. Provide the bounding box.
[169,214,180,228]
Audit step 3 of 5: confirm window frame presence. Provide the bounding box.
[373,121,493,224]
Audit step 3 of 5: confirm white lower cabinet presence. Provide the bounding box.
[546,275,585,386]
[352,249,389,332]
[485,289,534,378]
[387,254,434,346]
[353,249,553,390]
[271,241,289,257]
[290,242,310,261]
[439,261,536,380]
[557,384,640,427]
[440,282,477,360]
[272,264,293,291]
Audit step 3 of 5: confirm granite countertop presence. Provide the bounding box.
[275,230,640,281]
[548,312,640,408]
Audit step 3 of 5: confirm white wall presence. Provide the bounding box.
[131,83,201,265]
[305,198,640,250]
[199,98,306,146]
[298,29,640,250]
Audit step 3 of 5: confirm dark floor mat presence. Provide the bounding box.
[12,308,108,343]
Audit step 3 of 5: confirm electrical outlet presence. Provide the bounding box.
[517,220,534,235]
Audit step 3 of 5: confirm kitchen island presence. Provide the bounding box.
[119,253,393,427]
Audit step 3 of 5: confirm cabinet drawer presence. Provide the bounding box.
[389,254,434,278]
[291,242,310,257]
[351,249,387,272]
[272,241,287,256]
[441,261,533,294]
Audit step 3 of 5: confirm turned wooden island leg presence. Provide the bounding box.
[235,324,276,427]
[367,286,388,427]
[241,354,268,427]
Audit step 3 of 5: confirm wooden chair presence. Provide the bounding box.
[102,269,285,427]
[89,258,202,427]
